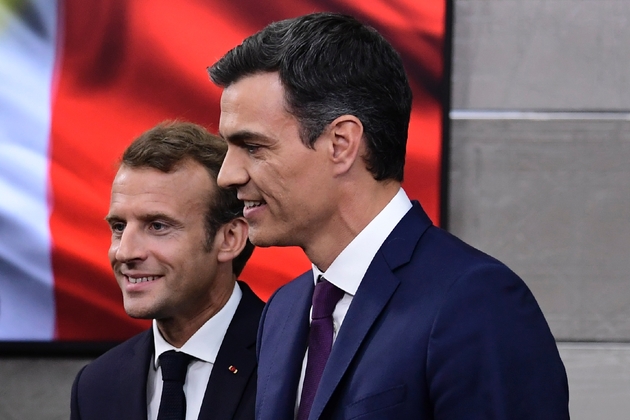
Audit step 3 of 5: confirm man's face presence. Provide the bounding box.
[217,72,334,250]
[107,160,222,324]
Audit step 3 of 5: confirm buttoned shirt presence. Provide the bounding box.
[147,281,242,420]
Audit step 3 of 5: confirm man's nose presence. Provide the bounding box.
[113,226,146,263]
[218,146,249,189]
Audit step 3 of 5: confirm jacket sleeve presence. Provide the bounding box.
[426,263,570,419]
[70,365,87,420]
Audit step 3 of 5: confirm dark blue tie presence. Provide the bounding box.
[297,278,345,420]
[157,350,193,420]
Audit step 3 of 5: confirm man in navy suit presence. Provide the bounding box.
[71,121,264,420]
[208,13,569,420]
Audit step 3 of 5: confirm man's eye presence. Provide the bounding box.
[111,222,125,233]
[245,144,260,153]
[150,222,166,231]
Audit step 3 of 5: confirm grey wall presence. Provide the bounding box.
[0,357,90,419]
[1,0,629,418]
[450,0,630,418]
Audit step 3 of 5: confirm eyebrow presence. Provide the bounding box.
[104,212,181,225]
[222,130,271,145]
[104,214,121,224]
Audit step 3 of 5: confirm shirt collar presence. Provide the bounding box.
[312,188,412,295]
[152,281,242,369]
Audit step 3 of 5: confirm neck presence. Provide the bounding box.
[156,276,236,348]
[305,181,401,271]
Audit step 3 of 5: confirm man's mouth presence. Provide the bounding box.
[244,200,265,209]
[126,275,161,284]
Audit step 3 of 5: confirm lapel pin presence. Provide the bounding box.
[228,365,238,374]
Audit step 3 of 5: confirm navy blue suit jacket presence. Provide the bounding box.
[71,281,264,420]
[256,202,569,419]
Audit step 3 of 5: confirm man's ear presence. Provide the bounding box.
[327,115,363,176]
[216,217,248,263]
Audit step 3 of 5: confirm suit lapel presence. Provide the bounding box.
[308,255,400,420]
[257,273,314,420]
[198,282,264,420]
[308,202,431,420]
[118,329,153,418]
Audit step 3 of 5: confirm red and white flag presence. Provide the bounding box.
[0,0,445,342]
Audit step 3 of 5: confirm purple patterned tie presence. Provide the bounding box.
[297,278,345,420]
[157,350,193,420]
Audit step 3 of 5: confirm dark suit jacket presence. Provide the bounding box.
[256,202,569,420]
[71,281,264,420]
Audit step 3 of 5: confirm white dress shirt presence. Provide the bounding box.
[294,187,412,413]
[147,281,242,420]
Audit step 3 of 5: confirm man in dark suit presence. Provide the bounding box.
[208,12,570,420]
[70,121,264,420]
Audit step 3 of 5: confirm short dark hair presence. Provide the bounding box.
[120,121,254,276]
[208,12,412,182]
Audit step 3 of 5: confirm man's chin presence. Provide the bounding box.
[248,223,302,248]
[248,231,285,248]
[123,304,156,320]
[248,229,270,247]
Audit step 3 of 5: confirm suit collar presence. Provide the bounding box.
[198,281,264,420]
[380,201,432,269]
[117,329,153,419]
[312,188,412,296]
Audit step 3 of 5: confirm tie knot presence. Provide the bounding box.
[312,278,344,319]
[159,350,193,383]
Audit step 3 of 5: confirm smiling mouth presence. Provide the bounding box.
[126,275,161,284]
[244,200,265,209]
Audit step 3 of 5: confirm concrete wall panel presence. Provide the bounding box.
[449,117,630,340]
[0,358,90,420]
[453,0,630,110]
[559,343,630,420]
